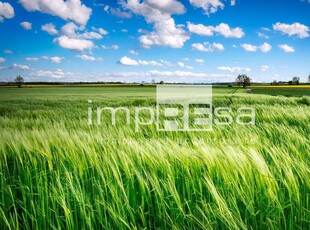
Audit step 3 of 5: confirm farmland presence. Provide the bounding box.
[0,86,309,229]
[249,85,310,97]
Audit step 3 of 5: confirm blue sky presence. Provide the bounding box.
[0,0,309,83]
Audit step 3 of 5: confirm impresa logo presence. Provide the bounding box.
[156,85,213,131]
[88,85,255,132]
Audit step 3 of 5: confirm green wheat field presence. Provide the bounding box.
[0,86,309,229]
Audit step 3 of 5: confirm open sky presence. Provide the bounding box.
[0,0,309,83]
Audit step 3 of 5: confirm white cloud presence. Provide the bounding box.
[119,56,139,66]
[278,44,295,53]
[217,66,251,73]
[11,64,30,70]
[26,57,39,62]
[20,21,32,30]
[121,29,128,33]
[0,57,5,63]
[129,50,139,55]
[188,22,244,38]
[260,65,269,72]
[273,22,309,38]
[262,27,271,31]
[49,57,63,63]
[119,56,164,67]
[195,59,205,63]
[19,0,92,26]
[260,42,272,53]
[61,22,103,40]
[258,32,269,39]
[139,18,190,48]
[53,36,94,51]
[26,56,63,63]
[104,5,132,18]
[189,0,235,15]
[102,45,119,50]
[31,69,73,79]
[42,56,63,63]
[148,70,208,78]
[0,1,14,22]
[41,23,58,35]
[241,43,257,52]
[80,31,103,39]
[187,22,213,36]
[192,42,224,52]
[123,0,189,48]
[96,28,108,35]
[177,62,193,69]
[241,43,272,52]
[77,55,102,61]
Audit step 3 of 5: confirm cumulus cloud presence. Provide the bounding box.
[241,43,272,52]
[188,22,244,38]
[258,32,269,39]
[119,56,164,66]
[10,64,30,70]
[77,55,102,61]
[26,57,39,62]
[217,66,251,73]
[189,0,235,15]
[148,70,208,79]
[260,65,269,72]
[51,22,104,51]
[26,56,63,63]
[19,0,92,26]
[0,57,5,63]
[31,69,73,79]
[278,44,295,53]
[104,5,132,18]
[122,0,189,48]
[41,23,58,35]
[49,57,63,63]
[92,27,108,35]
[102,45,119,50]
[42,56,63,63]
[0,1,14,22]
[119,56,139,66]
[273,22,309,38]
[192,42,224,52]
[195,59,205,63]
[60,22,103,40]
[129,50,139,55]
[260,43,272,52]
[20,21,32,30]
[53,36,94,51]
[177,62,193,69]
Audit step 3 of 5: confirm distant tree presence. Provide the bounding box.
[292,77,300,85]
[308,75,310,83]
[235,74,251,88]
[159,80,164,85]
[151,79,155,84]
[15,76,24,88]
[288,81,293,85]
[271,80,278,86]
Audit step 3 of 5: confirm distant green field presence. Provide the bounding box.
[249,85,310,97]
[0,86,309,229]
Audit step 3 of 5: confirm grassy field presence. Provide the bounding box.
[0,86,309,229]
[249,85,310,97]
